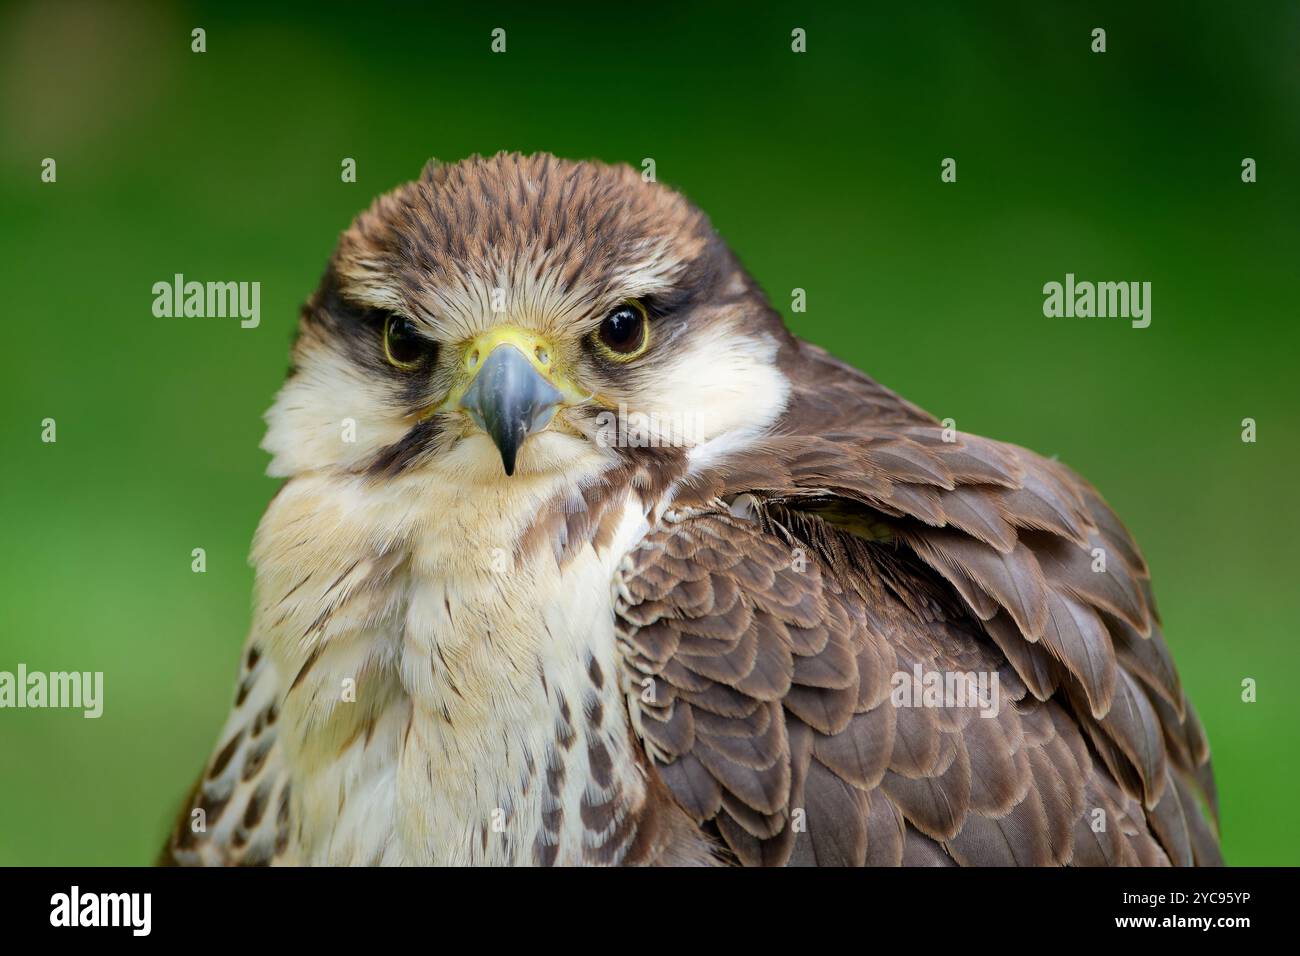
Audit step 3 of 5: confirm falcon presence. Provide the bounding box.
[161,152,1222,866]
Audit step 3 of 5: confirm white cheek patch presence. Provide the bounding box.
[633,326,790,455]
[262,348,411,477]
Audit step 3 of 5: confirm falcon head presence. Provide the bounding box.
[263,152,792,485]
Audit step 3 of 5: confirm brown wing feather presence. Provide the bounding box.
[616,341,1221,866]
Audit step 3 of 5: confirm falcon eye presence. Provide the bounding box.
[593,300,649,360]
[382,314,430,369]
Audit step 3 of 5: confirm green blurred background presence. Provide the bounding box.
[1,0,1296,865]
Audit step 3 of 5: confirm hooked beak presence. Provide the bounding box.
[459,343,564,476]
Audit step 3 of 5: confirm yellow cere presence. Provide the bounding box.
[430,325,594,417]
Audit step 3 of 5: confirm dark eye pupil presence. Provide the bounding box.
[385,315,426,365]
[600,307,644,353]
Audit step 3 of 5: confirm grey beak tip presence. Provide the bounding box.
[459,345,562,477]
